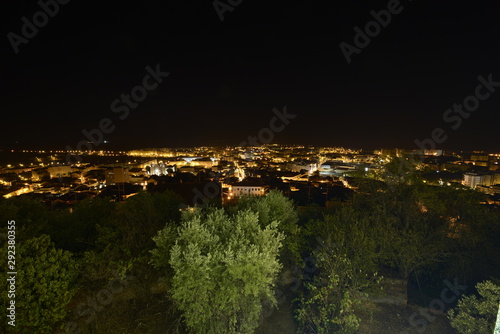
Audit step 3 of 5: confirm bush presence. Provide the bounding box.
[1,235,78,333]
[152,208,283,334]
[448,280,500,334]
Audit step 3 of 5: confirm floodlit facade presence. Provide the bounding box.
[150,163,171,176]
[105,167,130,185]
[47,166,73,178]
[229,185,268,197]
[463,172,500,189]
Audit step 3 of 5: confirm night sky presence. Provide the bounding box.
[1,0,499,151]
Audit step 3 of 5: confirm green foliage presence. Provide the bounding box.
[81,191,183,282]
[50,196,116,252]
[353,184,452,280]
[230,190,301,262]
[448,280,500,334]
[295,249,364,334]
[377,154,423,187]
[233,190,298,230]
[416,184,500,280]
[320,208,380,289]
[80,227,135,285]
[0,197,50,241]
[1,235,78,333]
[116,190,183,255]
[152,208,284,334]
[296,207,380,334]
[149,219,178,282]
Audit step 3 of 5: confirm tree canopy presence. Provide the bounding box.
[1,234,78,333]
[152,207,283,334]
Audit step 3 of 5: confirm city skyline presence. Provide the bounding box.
[3,3,500,332]
[1,1,500,151]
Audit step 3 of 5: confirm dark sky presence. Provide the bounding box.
[1,0,499,151]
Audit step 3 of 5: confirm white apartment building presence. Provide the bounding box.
[229,184,268,197]
[463,172,500,189]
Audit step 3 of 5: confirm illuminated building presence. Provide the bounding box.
[228,180,269,198]
[463,172,500,189]
[105,167,130,185]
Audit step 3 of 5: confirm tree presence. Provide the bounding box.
[448,280,500,334]
[377,154,423,187]
[230,190,300,262]
[1,235,78,333]
[49,196,116,253]
[415,184,500,282]
[295,253,361,334]
[81,191,182,291]
[296,207,381,334]
[0,197,50,242]
[355,184,451,283]
[151,208,283,334]
[308,207,381,290]
[116,190,183,255]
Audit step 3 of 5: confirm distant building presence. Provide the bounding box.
[471,154,489,162]
[150,162,174,176]
[229,182,269,198]
[191,158,215,168]
[379,148,408,157]
[179,166,196,174]
[423,149,443,156]
[380,149,397,156]
[463,172,500,189]
[242,149,256,160]
[477,184,500,195]
[287,161,317,173]
[32,169,50,181]
[3,185,33,198]
[105,167,130,185]
[319,162,356,176]
[48,166,73,178]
